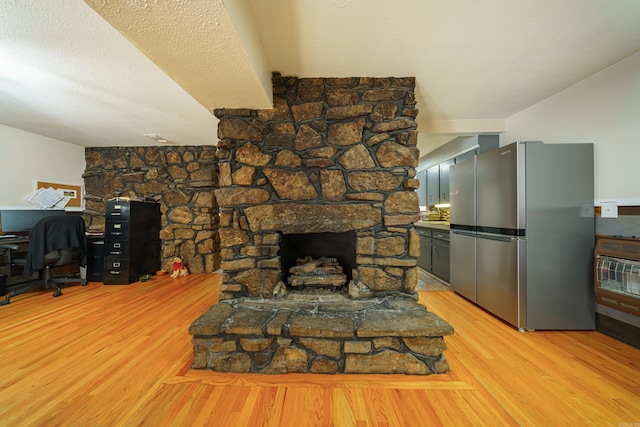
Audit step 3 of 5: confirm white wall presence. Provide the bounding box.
[502,52,640,203]
[0,124,85,209]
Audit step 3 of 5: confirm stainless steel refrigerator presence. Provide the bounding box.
[450,141,595,330]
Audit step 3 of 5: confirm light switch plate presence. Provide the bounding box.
[601,202,618,218]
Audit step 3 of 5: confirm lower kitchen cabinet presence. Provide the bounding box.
[432,230,450,283]
[416,225,450,283]
[417,228,432,271]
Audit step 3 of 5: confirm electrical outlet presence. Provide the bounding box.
[601,202,618,218]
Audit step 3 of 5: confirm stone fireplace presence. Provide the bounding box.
[190,75,453,374]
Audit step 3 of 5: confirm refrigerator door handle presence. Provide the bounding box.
[452,230,476,238]
[477,233,516,243]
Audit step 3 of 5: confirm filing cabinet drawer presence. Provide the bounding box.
[103,258,130,284]
[106,202,131,219]
[105,240,130,258]
[105,221,130,237]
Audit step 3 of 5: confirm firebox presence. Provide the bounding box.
[279,231,356,288]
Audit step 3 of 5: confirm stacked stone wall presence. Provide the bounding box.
[214,74,421,300]
[83,145,220,273]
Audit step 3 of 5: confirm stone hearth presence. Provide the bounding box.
[190,75,454,374]
[190,293,453,374]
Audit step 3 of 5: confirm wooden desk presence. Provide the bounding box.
[0,236,33,286]
[0,234,104,286]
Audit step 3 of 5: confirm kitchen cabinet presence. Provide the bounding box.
[439,159,454,204]
[426,165,440,205]
[416,224,450,283]
[432,230,450,282]
[416,227,432,271]
[416,169,427,207]
[425,159,454,206]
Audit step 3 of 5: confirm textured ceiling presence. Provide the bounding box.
[1,0,640,155]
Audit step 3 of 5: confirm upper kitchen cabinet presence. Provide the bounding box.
[426,159,454,205]
[427,165,440,205]
[439,159,454,204]
[417,169,427,207]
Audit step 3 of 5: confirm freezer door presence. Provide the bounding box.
[476,142,524,233]
[450,232,476,302]
[476,234,524,328]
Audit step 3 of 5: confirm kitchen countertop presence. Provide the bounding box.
[415,220,450,231]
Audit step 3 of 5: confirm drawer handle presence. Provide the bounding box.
[110,251,122,255]
[109,270,122,275]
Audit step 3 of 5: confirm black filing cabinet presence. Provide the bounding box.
[103,200,161,284]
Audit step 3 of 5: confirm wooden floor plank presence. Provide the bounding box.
[1,273,639,426]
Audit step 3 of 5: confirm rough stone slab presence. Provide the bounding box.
[210,352,252,373]
[339,145,375,169]
[345,193,385,201]
[358,310,455,338]
[357,256,417,267]
[344,341,371,354]
[236,142,272,166]
[262,345,308,374]
[209,338,238,353]
[244,203,381,234]
[223,308,274,335]
[311,357,339,374]
[263,168,318,200]
[384,214,421,226]
[344,350,430,375]
[240,337,275,352]
[403,337,447,357]
[217,117,263,141]
[388,297,425,311]
[215,187,270,207]
[373,337,402,351]
[384,191,419,214]
[191,339,209,368]
[318,300,379,312]
[288,313,355,338]
[376,141,419,168]
[266,309,293,336]
[299,338,341,359]
[432,355,450,374]
[244,299,317,311]
[189,302,234,335]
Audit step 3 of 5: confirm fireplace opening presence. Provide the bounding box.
[279,231,356,289]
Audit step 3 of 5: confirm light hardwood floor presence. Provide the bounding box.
[1,273,639,426]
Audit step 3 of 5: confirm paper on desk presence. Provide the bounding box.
[26,187,63,208]
[54,194,71,208]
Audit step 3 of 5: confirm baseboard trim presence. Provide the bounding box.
[596,313,640,349]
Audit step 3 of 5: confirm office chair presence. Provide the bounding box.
[0,216,88,305]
